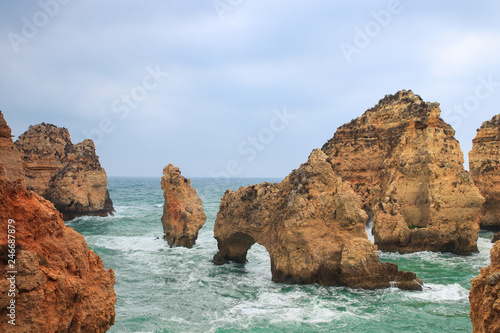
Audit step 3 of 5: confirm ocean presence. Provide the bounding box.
[66,177,493,333]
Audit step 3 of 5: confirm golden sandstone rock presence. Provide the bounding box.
[161,164,206,248]
[0,111,115,332]
[213,149,422,290]
[470,241,500,333]
[470,114,500,230]
[0,172,116,332]
[322,90,484,254]
[15,123,114,220]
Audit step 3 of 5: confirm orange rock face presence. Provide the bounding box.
[0,111,24,183]
[322,90,484,254]
[213,149,422,290]
[470,114,500,230]
[0,172,116,332]
[470,241,500,332]
[161,164,206,248]
[15,123,114,220]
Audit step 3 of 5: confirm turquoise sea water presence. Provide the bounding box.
[67,177,493,333]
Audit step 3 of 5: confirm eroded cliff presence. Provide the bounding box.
[15,123,114,220]
[161,164,206,248]
[0,169,116,332]
[322,90,484,254]
[470,241,500,332]
[470,114,500,230]
[213,149,422,290]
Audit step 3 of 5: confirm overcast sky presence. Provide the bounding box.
[1,1,499,178]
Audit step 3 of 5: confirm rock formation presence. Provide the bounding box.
[321,90,484,255]
[470,241,500,332]
[15,123,114,220]
[213,149,422,290]
[0,111,24,183]
[470,114,500,230]
[161,164,206,248]
[0,169,116,332]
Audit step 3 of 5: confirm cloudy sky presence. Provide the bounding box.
[1,1,499,178]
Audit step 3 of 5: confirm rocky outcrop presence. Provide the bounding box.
[470,241,500,332]
[321,90,484,255]
[0,169,116,332]
[213,149,422,290]
[15,123,114,220]
[470,114,500,230]
[161,164,206,248]
[0,111,24,183]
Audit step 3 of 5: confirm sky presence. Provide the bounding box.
[1,1,500,178]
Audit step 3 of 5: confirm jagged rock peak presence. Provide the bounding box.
[161,164,206,248]
[15,122,114,220]
[0,111,24,182]
[0,110,13,138]
[0,172,116,332]
[213,149,422,290]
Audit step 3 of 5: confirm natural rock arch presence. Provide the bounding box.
[213,149,422,290]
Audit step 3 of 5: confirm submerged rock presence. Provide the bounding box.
[0,111,24,183]
[0,169,116,332]
[161,164,206,248]
[213,149,422,290]
[470,114,500,230]
[470,241,500,332]
[322,90,484,255]
[15,123,114,220]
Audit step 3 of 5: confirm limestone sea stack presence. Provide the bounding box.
[0,172,116,332]
[213,149,422,290]
[161,164,206,248]
[470,241,500,332]
[15,123,114,220]
[0,111,24,183]
[470,114,500,230]
[321,90,484,255]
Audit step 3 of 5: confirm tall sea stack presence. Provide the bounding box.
[469,114,500,230]
[321,90,484,254]
[15,123,114,220]
[161,164,206,248]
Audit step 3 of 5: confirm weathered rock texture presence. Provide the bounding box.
[470,241,500,332]
[321,90,484,255]
[213,149,422,290]
[470,114,500,231]
[0,111,24,183]
[0,169,116,332]
[15,123,114,220]
[161,164,206,248]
